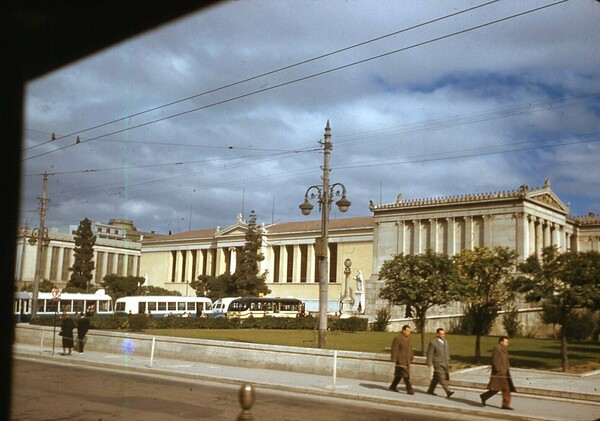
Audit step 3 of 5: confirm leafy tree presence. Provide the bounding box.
[379,249,461,354]
[512,247,600,371]
[191,273,234,301]
[191,210,271,300]
[22,279,55,293]
[67,218,96,291]
[101,274,145,301]
[140,286,181,296]
[453,246,517,364]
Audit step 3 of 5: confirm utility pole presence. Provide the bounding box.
[299,121,351,348]
[31,172,49,321]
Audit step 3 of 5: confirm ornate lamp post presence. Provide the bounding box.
[340,258,355,318]
[299,121,351,348]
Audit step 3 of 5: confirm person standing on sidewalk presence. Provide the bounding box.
[76,311,90,353]
[389,324,415,395]
[59,311,75,355]
[426,328,454,398]
[480,336,516,410]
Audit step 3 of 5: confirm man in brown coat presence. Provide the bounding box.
[480,336,516,410]
[389,324,415,394]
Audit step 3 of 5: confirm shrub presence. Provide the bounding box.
[563,311,595,341]
[371,307,390,332]
[329,316,368,332]
[502,305,523,337]
[128,314,149,331]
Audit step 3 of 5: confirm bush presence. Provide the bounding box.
[502,305,523,338]
[128,314,149,331]
[563,311,595,341]
[329,316,368,332]
[371,307,390,332]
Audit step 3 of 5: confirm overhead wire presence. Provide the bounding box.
[23,0,501,153]
[23,0,568,161]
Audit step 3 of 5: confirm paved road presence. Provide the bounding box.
[11,359,478,421]
[12,343,600,421]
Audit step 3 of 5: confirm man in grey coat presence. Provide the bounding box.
[426,328,454,398]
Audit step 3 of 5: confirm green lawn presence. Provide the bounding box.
[141,329,600,372]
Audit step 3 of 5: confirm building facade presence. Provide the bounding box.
[365,181,600,332]
[139,214,373,312]
[14,219,150,291]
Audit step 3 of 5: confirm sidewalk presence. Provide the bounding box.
[13,343,600,421]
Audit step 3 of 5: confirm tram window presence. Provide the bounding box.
[46,300,59,313]
[148,302,157,311]
[177,302,185,311]
[98,301,109,312]
[138,302,146,313]
[73,300,84,313]
[158,302,166,311]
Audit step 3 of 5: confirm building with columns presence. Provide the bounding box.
[365,180,600,331]
[139,214,373,311]
[14,219,155,291]
[15,182,598,330]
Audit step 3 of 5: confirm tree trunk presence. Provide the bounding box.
[561,328,569,372]
[474,334,481,365]
[419,319,426,356]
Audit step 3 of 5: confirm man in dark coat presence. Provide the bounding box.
[76,312,90,353]
[426,328,454,398]
[389,324,415,394]
[480,336,516,410]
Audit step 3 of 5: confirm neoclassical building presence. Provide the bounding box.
[365,180,600,330]
[14,219,151,291]
[139,214,373,312]
[15,182,599,331]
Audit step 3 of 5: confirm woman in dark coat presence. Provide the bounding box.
[60,311,75,355]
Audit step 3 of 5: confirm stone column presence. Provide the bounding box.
[535,218,543,257]
[413,220,421,255]
[396,220,406,255]
[482,215,493,247]
[215,247,226,276]
[430,218,439,252]
[292,244,301,283]
[306,244,315,283]
[279,245,288,283]
[446,217,456,255]
[372,222,380,274]
[551,223,562,251]
[514,212,529,262]
[543,222,551,249]
[464,216,474,250]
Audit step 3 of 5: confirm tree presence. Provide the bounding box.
[22,279,55,293]
[453,246,517,364]
[101,274,145,301]
[141,286,181,296]
[190,210,271,300]
[512,246,600,371]
[379,249,461,354]
[232,210,271,297]
[67,218,96,292]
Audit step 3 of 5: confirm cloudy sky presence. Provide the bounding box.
[21,0,600,235]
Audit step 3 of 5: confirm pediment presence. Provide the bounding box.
[528,191,569,213]
[215,222,248,238]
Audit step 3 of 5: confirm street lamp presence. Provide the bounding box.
[299,120,351,348]
[340,258,355,318]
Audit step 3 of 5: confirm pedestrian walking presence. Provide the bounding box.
[426,327,454,398]
[59,311,75,355]
[76,311,90,353]
[389,324,415,395]
[480,336,516,410]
